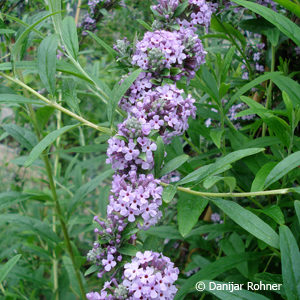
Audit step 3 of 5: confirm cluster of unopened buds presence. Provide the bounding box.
[86,0,215,298]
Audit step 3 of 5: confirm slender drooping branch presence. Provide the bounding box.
[0,72,112,135]
[161,182,291,198]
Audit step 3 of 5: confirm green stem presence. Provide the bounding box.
[262,45,276,136]
[161,182,291,198]
[43,156,86,300]
[183,135,201,155]
[0,72,112,135]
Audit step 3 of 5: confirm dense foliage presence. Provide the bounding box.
[0,0,300,299]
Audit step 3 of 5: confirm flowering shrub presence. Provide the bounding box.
[0,1,300,300]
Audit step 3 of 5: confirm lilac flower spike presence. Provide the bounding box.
[132,29,206,79]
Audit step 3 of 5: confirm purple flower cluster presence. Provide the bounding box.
[132,29,206,79]
[87,216,123,278]
[120,83,196,143]
[107,171,163,229]
[152,0,216,31]
[87,251,179,300]
[123,251,179,299]
[188,0,217,29]
[106,133,157,171]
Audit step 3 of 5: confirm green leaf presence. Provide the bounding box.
[0,94,42,105]
[177,191,208,237]
[295,201,300,227]
[0,29,16,34]
[87,31,118,57]
[0,214,60,243]
[251,162,277,192]
[211,17,246,49]
[272,74,300,107]
[179,148,264,185]
[282,91,293,123]
[61,17,79,60]
[0,192,30,211]
[160,154,189,177]
[279,226,300,300]
[174,253,262,299]
[210,129,224,149]
[162,185,177,204]
[3,124,37,150]
[108,68,143,123]
[38,34,58,95]
[136,19,152,31]
[221,46,236,83]
[201,66,220,102]
[68,169,114,212]
[174,0,189,17]
[118,244,140,256]
[62,256,80,297]
[154,136,164,178]
[259,205,285,225]
[12,11,61,59]
[0,254,22,284]
[202,280,270,299]
[24,124,79,167]
[84,265,98,277]
[232,0,300,45]
[264,151,300,188]
[211,198,279,248]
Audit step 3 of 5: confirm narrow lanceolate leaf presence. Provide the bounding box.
[295,201,300,227]
[211,198,279,249]
[61,17,79,60]
[264,151,300,188]
[154,136,165,178]
[87,31,118,57]
[162,185,177,204]
[232,0,300,45]
[251,162,277,192]
[0,254,22,284]
[38,34,58,95]
[160,154,189,177]
[62,256,80,297]
[24,124,79,167]
[108,68,143,123]
[177,192,208,237]
[12,11,61,58]
[179,148,264,185]
[3,124,37,150]
[0,192,30,211]
[0,94,43,105]
[279,226,300,300]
